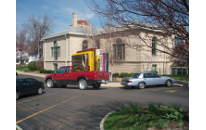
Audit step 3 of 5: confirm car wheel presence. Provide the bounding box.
[165,80,172,87]
[78,79,88,90]
[138,82,145,89]
[92,83,101,89]
[37,87,43,95]
[46,79,54,88]
[16,91,20,100]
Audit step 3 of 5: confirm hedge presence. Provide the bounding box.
[39,69,54,74]
[112,73,120,77]
[27,61,37,70]
[151,71,158,74]
[128,73,135,77]
[119,72,129,78]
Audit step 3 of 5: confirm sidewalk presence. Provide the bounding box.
[17,71,188,87]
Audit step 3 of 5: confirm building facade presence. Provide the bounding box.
[41,13,188,75]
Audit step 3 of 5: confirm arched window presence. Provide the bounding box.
[82,40,88,50]
[152,37,157,56]
[113,38,125,60]
[51,41,60,60]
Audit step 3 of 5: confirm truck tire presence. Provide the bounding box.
[46,79,54,88]
[92,83,101,89]
[78,79,88,90]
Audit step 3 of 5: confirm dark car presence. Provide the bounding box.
[16,78,45,100]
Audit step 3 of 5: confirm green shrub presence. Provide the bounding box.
[119,72,129,78]
[128,73,135,77]
[151,71,158,74]
[39,69,54,74]
[39,69,46,73]
[27,61,37,70]
[112,73,120,77]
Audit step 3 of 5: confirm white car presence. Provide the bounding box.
[121,72,175,89]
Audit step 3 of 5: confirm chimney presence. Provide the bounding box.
[72,13,77,27]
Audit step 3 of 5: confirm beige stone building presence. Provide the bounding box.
[41,13,188,75]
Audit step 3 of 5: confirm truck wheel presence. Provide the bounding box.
[78,79,88,90]
[92,83,101,89]
[46,79,54,88]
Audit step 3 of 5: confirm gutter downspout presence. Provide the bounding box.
[65,34,68,66]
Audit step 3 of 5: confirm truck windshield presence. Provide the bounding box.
[131,73,140,78]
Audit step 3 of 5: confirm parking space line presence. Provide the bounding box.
[16,92,58,105]
[16,96,78,124]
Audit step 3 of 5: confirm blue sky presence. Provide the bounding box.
[16,0,106,35]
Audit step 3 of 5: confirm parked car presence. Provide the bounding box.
[16,78,45,100]
[121,72,175,89]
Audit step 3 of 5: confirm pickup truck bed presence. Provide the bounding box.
[45,66,110,90]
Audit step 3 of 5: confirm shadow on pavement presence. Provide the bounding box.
[70,101,189,130]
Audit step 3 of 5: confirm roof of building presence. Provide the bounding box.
[77,20,90,25]
[41,21,165,41]
[41,27,85,40]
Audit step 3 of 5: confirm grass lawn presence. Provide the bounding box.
[162,75,189,82]
[104,104,189,130]
[16,66,29,72]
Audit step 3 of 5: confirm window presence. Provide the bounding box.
[151,73,159,78]
[24,79,33,86]
[65,67,70,73]
[144,73,152,78]
[53,63,58,71]
[175,36,183,46]
[113,38,125,60]
[32,79,38,84]
[82,40,88,50]
[56,67,65,73]
[152,37,157,55]
[152,65,157,71]
[131,73,141,78]
[51,41,60,60]
[95,40,100,49]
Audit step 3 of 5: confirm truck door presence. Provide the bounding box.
[63,66,71,84]
[54,67,66,84]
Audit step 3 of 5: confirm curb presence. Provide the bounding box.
[16,125,23,130]
[100,111,115,130]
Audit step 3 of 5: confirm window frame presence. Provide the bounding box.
[152,37,157,56]
[82,40,88,50]
[113,38,125,60]
[56,67,65,74]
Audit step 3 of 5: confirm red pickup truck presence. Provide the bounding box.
[45,66,110,90]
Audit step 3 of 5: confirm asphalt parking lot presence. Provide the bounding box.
[16,74,189,130]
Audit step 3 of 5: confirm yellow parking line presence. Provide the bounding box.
[16,92,58,104]
[16,96,78,124]
[166,90,177,93]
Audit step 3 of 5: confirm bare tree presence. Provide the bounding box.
[23,14,56,57]
[86,0,189,63]
[16,28,30,64]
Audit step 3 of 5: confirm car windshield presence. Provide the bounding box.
[16,79,24,86]
[131,73,141,78]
